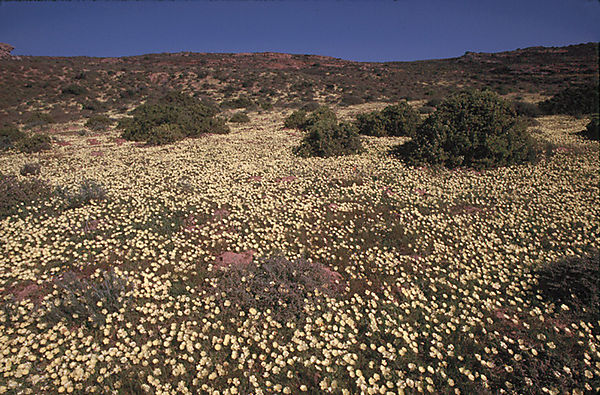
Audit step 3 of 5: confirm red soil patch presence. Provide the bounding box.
[214,250,255,270]
[90,151,104,157]
[276,176,297,183]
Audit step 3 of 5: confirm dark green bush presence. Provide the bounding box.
[581,116,599,140]
[380,102,420,136]
[119,91,229,144]
[0,125,25,150]
[283,110,307,129]
[339,94,363,106]
[221,95,256,110]
[538,85,599,116]
[355,111,387,136]
[0,173,52,219]
[395,90,539,169]
[294,119,362,158]
[535,250,599,318]
[16,134,52,153]
[84,115,113,131]
[229,112,250,123]
[355,101,419,137]
[145,123,185,146]
[61,84,87,96]
[512,100,541,118]
[20,162,41,176]
[81,99,107,112]
[301,101,320,112]
[301,106,338,131]
[23,112,54,130]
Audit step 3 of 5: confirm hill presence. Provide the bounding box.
[0,42,597,125]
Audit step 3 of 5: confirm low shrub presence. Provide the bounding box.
[145,123,185,146]
[15,134,52,153]
[61,84,87,96]
[301,106,338,131]
[56,178,108,209]
[0,173,52,219]
[425,97,442,108]
[81,99,107,112]
[20,162,41,176]
[355,101,419,137]
[538,84,599,116]
[294,120,362,158]
[119,91,229,144]
[283,110,307,129]
[221,95,256,110]
[73,178,108,206]
[45,269,129,329]
[0,125,25,150]
[211,254,344,322]
[229,112,250,123]
[355,111,386,137]
[23,112,54,130]
[419,105,435,114]
[534,250,599,318]
[301,101,320,112]
[394,89,539,169]
[84,115,113,131]
[339,93,363,106]
[581,116,599,140]
[512,100,541,118]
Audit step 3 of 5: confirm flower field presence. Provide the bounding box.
[0,111,598,394]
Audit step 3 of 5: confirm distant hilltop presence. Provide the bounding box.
[0,43,16,59]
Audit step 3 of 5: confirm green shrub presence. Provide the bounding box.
[538,84,599,116]
[581,116,599,140]
[20,162,41,176]
[61,84,87,96]
[229,112,250,123]
[0,173,52,219]
[395,90,539,169]
[534,250,599,318]
[16,134,52,153]
[23,112,54,130]
[119,91,229,144]
[84,115,113,131]
[355,111,387,136]
[380,102,420,136]
[294,119,362,158]
[283,110,307,129]
[512,100,541,118]
[55,178,108,209]
[145,123,185,145]
[0,125,25,150]
[45,269,129,329]
[211,254,343,322]
[301,101,320,112]
[339,94,363,106]
[355,101,419,137]
[301,106,338,131]
[221,95,256,110]
[81,99,107,112]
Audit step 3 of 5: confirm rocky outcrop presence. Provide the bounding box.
[0,43,15,59]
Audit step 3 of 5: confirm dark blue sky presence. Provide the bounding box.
[1,0,598,62]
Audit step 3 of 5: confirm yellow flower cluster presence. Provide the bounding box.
[0,112,598,393]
